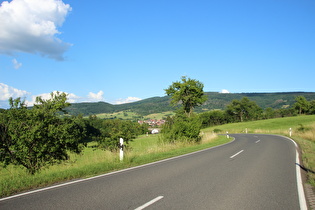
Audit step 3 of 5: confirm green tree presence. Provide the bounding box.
[309,100,315,115]
[165,76,207,116]
[293,96,310,114]
[199,110,227,128]
[263,107,276,119]
[226,97,262,122]
[161,77,206,143]
[0,92,85,174]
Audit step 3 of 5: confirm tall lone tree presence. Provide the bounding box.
[165,76,207,116]
[162,77,207,143]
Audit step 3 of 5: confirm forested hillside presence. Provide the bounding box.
[65,92,315,116]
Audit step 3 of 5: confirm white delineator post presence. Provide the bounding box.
[226,131,229,138]
[120,138,124,162]
[289,128,292,137]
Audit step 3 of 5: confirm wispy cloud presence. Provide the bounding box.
[12,58,22,69]
[0,0,72,61]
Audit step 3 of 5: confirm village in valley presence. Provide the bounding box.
[138,119,166,134]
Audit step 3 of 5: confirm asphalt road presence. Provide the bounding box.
[0,134,305,209]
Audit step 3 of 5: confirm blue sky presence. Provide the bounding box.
[1,0,315,108]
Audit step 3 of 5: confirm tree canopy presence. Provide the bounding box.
[294,96,310,114]
[0,92,85,174]
[226,97,262,122]
[161,77,207,143]
[165,76,207,116]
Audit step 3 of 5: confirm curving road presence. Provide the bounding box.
[0,134,307,209]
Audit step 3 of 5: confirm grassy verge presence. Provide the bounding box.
[0,131,230,198]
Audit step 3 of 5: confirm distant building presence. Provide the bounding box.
[151,129,159,134]
[138,119,166,127]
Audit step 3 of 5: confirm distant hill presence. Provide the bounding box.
[65,92,315,116]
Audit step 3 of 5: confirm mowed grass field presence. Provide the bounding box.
[0,115,314,197]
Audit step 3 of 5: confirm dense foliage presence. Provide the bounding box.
[0,93,85,174]
[161,111,202,143]
[165,76,208,116]
[0,93,149,174]
[225,97,263,122]
[84,116,148,151]
[161,77,206,143]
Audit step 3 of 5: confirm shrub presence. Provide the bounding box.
[160,111,202,143]
[213,128,223,133]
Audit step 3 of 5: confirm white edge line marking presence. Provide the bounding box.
[283,136,308,210]
[134,196,164,210]
[255,140,260,143]
[230,150,244,159]
[265,134,307,210]
[0,137,236,201]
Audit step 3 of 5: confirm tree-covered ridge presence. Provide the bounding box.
[65,92,315,116]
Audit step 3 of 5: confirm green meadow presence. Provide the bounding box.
[0,115,314,197]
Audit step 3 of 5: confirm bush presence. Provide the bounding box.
[160,112,202,143]
[213,128,223,133]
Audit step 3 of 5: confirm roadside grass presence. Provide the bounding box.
[0,131,229,198]
[205,115,315,186]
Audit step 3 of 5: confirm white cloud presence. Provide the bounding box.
[0,83,29,100]
[0,83,30,108]
[66,93,81,103]
[25,91,81,106]
[0,0,72,61]
[0,85,141,109]
[25,90,105,106]
[12,58,22,69]
[220,89,230,93]
[114,97,142,104]
[88,91,104,101]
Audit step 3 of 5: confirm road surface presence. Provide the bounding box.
[0,134,306,209]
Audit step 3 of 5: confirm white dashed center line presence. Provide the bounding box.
[135,196,164,210]
[230,150,244,159]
